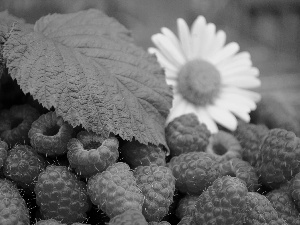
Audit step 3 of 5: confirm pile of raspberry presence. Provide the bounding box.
[1,103,300,225]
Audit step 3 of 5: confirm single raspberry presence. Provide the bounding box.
[87,162,144,218]
[28,111,73,156]
[175,195,198,219]
[218,158,259,191]
[289,172,300,209]
[34,165,91,224]
[233,120,268,167]
[206,130,242,162]
[252,94,300,136]
[35,219,67,225]
[134,164,175,222]
[257,128,300,188]
[245,192,287,225]
[108,209,147,225]
[0,140,8,168]
[148,221,171,225]
[177,216,196,225]
[0,104,40,147]
[165,113,211,157]
[0,179,30,225]
[67,131,119,177]
[266,187,300,225]
[193,176,248,225]
[168,151,220,195]
[3,144,46,189]
[120,140,166,168]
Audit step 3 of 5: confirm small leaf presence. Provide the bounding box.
[3,9,172,149]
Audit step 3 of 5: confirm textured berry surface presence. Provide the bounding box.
[120,140,166,168]
[87,162,144,218]
[177,216,196,225]
[34,165,90,224]
[289,172,300,209]
[0,140,8,168]
[148,221,171,225]
[252,95,300,136]
[233,121,269,167]
[206,130,242,162]
[108,209,147,225]
[245,192,287,225]
[0,179,30,225]
[4,144,46,189]
[165,113,211,157]
[257,128,300,188]
[67,131,119,177]
[35,219,67,225]
[168,151,220,195]
[175,195,198,219]
[193,176,248,225]
[266,187,300,225]
[218,158,259,191]
[0,104,40,147]
[28,111,73,156]
[134,164,175,222]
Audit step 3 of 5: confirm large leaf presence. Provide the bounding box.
[2,9,173,149]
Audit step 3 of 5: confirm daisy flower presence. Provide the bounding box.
[149,16,261,133]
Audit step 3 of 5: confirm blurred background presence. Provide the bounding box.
[1,0,300,107]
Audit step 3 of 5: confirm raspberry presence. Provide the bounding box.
[35,219,67,225]
[289,172,300,209]
[0,179,30,225]
[252,95,300,136]
[193,176,248,225]
[67,131,119,177]
[165,113,211,157]
[0,104,40,147]
[0,140,8,169]
[108,209,147,225]
[148,221,171,225]
[206,130,242,162]
[87,162,144,218]
[177,216,196,225]
[257,128,300,188]
[28,111,73,156]
[266,187,300,225]
[3,144,46,189]
[245,192,287,225]
[134,164,175,222]
[233,120,268,167]
[120,140,166,168]
[175,195,198,219]
[34,165,90,224]
[168,151,220,195]
[218,158,259,191]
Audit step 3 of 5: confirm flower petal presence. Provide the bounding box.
[222,76,261,88]
[151,33,185,68]
[148,47,178,72]
[214,98,251,122]
[218,91,257,110]
[222,87,261,102]
[216,51,252,71]
[206,105,238,131]
[161,27,181,50]
[191,16,207,58]
[209,42,240,65]
[196,107,219,133]
[177,18,192,59]
[167,95,187,123]
[221,67,259,78]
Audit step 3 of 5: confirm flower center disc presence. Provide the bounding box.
[177,59,221,106]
